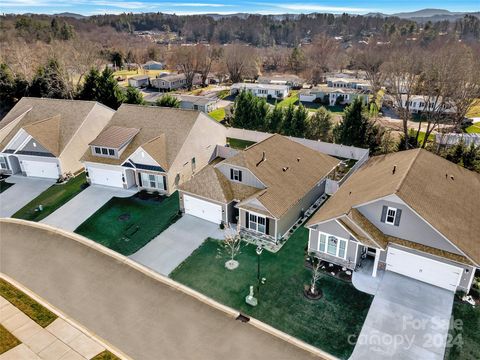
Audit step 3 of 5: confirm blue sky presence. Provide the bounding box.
[1,0,479,16]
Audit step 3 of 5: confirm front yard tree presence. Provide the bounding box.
[267,104,284,133]
[308,255,322,298]
[29,59,70,99]
[230,91,269,131]
[221,224,243,270]
[306,107,332,141]
[77,67,125,109]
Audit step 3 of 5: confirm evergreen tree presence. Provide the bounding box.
[156,94,180,108]
[29,59,69,99]
[306,107,332,141]
[253,97,270,131]
[77,67,124,109]
[290,104,308,137]
[333,97,381,152]
[281,104,296,135]
[124,86,145,105]
[288,47,306,74]
[267,104,284,133]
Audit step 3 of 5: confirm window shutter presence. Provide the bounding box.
[138,173,142,186]
[380,205,388,223]
[309,232,319,252]
[163,176,167,191]
[230,168,234,180]
[238,170,242,182]
[245,211,249,229]
[394,209,402,226]
[265,217,270,235]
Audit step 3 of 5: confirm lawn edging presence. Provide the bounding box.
[1,218,338,360]
[0,270,130,360]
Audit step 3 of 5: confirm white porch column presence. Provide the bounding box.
[372,249,380,278]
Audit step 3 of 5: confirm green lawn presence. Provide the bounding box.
[0,180,13,193]
[0,325,20,355]
[466,99,480,118]
[0,279,57,328]
[75,192,180,256]
[91,350,121,360]
[416,131,435,145]
[466,124,480,134]
[277,90,299,108]
[444,301,480,360]
[208,107,226,121]
[170,227,373,359]
[13,173,88,222]
[227,137,256,150]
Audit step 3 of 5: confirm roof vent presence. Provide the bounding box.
[450,175,454,181]
[392,165,397,174]
[297,157,301,162]
[256,151,267,167]
[282,167,289,172]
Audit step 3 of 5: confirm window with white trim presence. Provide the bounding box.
[249,213,266,234]
[92,146,117,158]
[0,157,8,170]
[140,173,164,190]
[316,232,347,259]
[385,207,397,225]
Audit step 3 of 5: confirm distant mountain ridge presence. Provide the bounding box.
[365,8,479,21]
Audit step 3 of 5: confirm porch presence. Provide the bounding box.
[352,257,385,295]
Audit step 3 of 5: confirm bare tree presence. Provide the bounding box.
[168,45,199,90]
[309,255,322,295]
[196,44,222,86]
[353,43,386,96]
[219,224,243,270]
[304,34,338,84]
[224,43,258,83]
[382,46,424,148]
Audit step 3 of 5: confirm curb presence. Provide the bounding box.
[1,218,339,360]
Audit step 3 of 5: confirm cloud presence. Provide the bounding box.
[273,4,372,13]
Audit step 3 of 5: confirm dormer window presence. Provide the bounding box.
[381,205,402,226]
[230,168,242,182]
[92,146,117,158]
[385,207,396,225]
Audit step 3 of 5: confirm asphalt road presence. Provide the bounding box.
[0,220,321,360]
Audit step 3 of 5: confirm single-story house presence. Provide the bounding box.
[0,97,114,179]
[230,83,290,100]
[174,95,219,113]
[326,77,371,91]
[179,134,339,242]
[82,104,227,195]
[299,86,370,106]
[151,73,202,91]
[257,74,305,89]
[128,75,150,88]
[306,149,480,292]
[143,61,164,70]
[399,95,457,114]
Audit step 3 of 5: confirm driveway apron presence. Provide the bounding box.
[130,215,224,276]
[0,175,55,218]
[41,185,136,232]
[350,271,454,360]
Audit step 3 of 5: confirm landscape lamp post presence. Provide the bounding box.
[256,245,263,298]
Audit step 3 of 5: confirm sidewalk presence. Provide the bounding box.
[0,295,107,360]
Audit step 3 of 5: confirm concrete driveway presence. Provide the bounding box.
[350,271,454,360]
[0,175,55,217]
[0,220,320,360]
[130,215,224,275]
[41,185,136,232]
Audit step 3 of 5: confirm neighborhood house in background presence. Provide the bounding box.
[0,97,115,179]
[83,104,226,194]
[230,83,290,100]
[306,149,479,292]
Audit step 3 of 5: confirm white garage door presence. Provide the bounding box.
[88,167,124,188]
[184,195,222,224]
[386,247,462,291]
[22,160,59,179]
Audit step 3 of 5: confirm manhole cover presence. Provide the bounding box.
[118,213,131,222]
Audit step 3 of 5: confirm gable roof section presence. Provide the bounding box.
[179,164,261,204]
[22,115,61,156]
[0,97,102,155]
[89,126,139,149]
[81,104,201,170]
[225,134,339,218]
[307,148,480,265]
